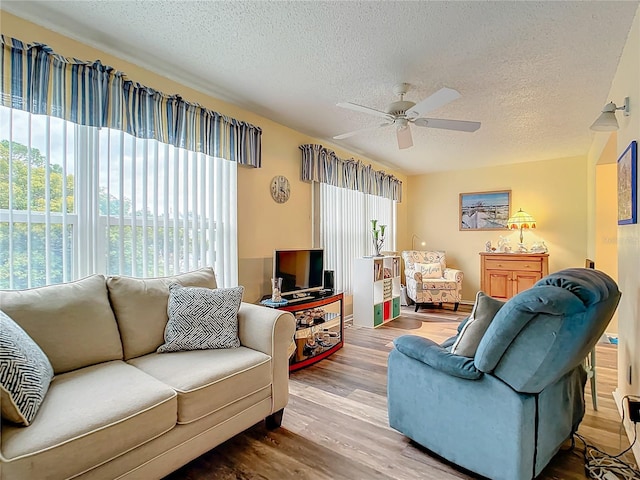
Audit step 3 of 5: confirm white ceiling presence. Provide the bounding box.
[3,1,639,175]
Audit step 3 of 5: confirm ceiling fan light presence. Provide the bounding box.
[397,124,413,149]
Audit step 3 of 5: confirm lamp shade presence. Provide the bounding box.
[590,102,619,131]
[507,209,536,230]
[507,209,536,244]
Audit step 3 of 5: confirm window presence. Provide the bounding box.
[318,182,396,294]
[0,107,237,289]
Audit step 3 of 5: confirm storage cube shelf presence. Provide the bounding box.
[353,256,402,328]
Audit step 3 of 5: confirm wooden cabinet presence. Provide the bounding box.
[480,253,549,300]
[353,256,401,328]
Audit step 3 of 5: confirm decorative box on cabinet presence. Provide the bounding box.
[480,252,549,300]
[353,256,402,328]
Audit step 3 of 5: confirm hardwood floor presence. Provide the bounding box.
[165,306,633,479]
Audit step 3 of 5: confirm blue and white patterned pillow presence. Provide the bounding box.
[0,310,54,426]
[157,284,244,353]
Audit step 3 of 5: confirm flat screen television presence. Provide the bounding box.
[273,248,324,296]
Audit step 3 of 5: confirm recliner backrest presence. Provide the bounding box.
[474,268,620,393]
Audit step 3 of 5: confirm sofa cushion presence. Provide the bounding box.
[0,361,177,480]
[0,275,123,374]
[452,291,505,358]
[106,267,217,360]
[128,347,271,424]
[157,285,243,353]
[0,310,54,426]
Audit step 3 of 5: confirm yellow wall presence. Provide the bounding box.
[406,155,588,302]
[594,136,619,332]
[0,12,408,310]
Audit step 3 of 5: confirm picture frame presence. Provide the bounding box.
[459,190,511,231]
[618,140,637,225]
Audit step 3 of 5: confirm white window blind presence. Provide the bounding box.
[0,106,237,289]
[318,182,396,294]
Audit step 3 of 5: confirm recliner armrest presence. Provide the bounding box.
[393,335,482,380]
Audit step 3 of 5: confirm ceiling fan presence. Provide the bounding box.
[333,83,481,150]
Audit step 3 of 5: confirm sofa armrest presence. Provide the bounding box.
[393,335,481,380]
[237,303,296,413]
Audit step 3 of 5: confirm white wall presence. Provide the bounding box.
[597,4,640,459]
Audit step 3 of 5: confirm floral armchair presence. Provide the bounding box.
[401,250,463,312]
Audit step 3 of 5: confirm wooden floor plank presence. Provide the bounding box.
[164,306,633,479]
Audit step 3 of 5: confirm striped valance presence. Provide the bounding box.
[300,144,402,202]
[0,35,261,167]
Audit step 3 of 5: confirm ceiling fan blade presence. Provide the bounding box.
[336,102,391,119]
[414,117,481,132]
[396,126,413,150]
[406,87,461,117]
[333,122,391,140]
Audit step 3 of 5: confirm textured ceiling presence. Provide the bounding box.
[3,1,639,174]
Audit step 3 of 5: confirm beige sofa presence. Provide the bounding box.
[0,267,296,480]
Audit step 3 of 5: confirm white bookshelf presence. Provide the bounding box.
[353,255,401,328]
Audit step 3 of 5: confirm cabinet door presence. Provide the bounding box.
[383,300,391,320]
[374,303,384,326]
[392,297,400,318]
[487,271,511,299]
[513,271,542,296]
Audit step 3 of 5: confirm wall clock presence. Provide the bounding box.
[270,175,291,203]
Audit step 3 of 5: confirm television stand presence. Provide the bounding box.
[261,292,344,371]
[285,295,315,304]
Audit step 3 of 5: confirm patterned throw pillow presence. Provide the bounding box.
[0,310,54,426]
[451,291,505,358]
[157,284,244,353]
[415,262,443,279]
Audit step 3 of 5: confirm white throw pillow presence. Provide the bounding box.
[415,262,443,279]
[157,284,243,353]
[451,291,505,358]
[0,310,54,426]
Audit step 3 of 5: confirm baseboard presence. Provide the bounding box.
[344,314,353,326]
[612,388,640,464]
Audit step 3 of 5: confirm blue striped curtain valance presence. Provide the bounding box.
[0,35,261,167]
[300,144,402,202]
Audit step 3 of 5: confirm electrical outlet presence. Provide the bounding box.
[629,400,640,423]
[629,365,633,385]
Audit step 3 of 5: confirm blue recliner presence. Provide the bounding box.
[387,268,621,480]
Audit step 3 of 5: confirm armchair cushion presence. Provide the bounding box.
[393,335,481,380]
[415,262,443,279]
[451,292,505,358]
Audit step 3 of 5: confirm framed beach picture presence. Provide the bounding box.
[460,190,511,231]
[618,140,637,225]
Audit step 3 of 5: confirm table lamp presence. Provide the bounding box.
[507,209,536,250]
